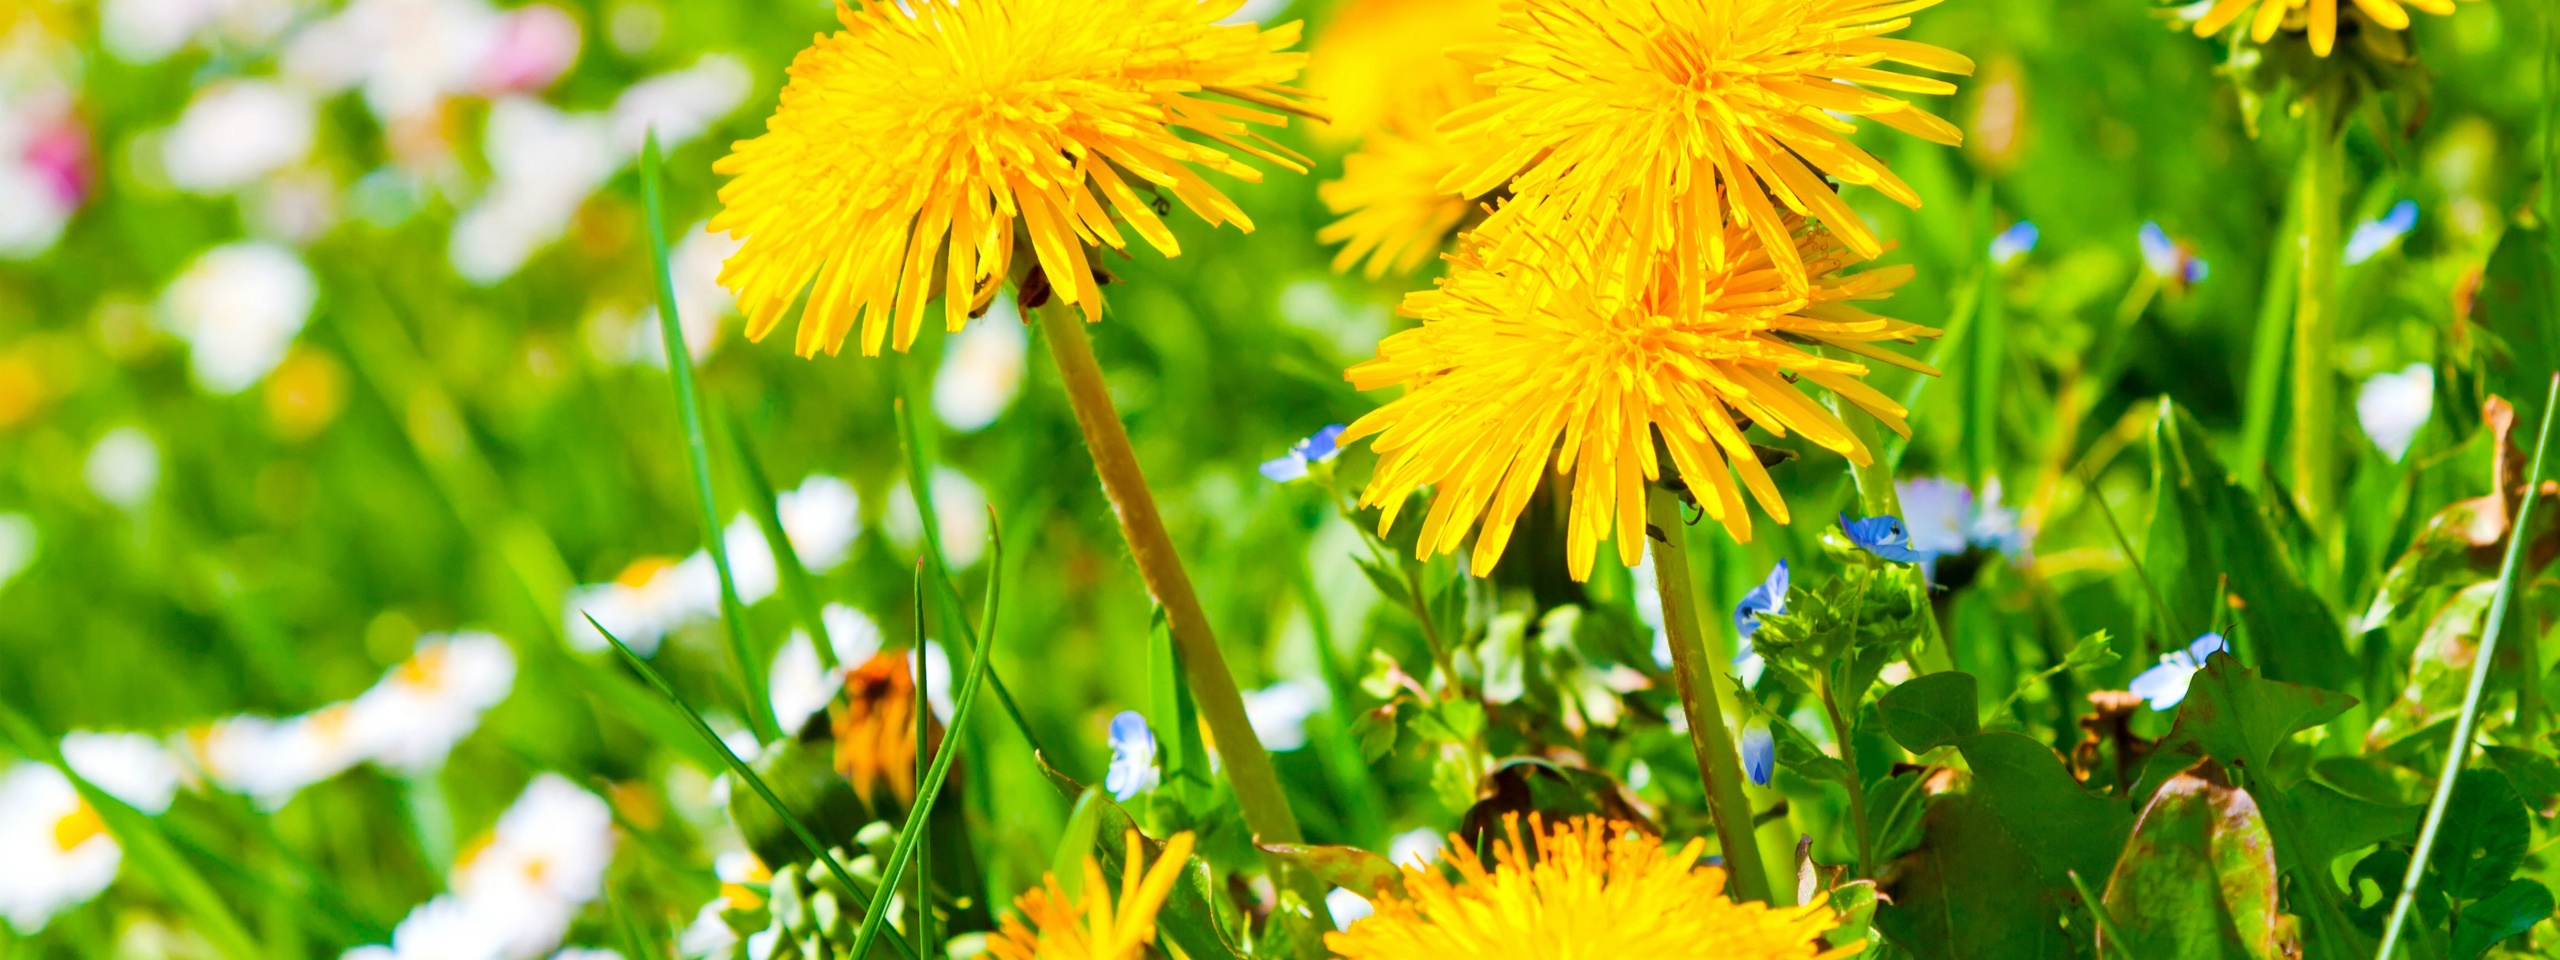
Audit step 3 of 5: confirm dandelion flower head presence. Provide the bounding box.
[1301,0,1502,144]
[1344,218,1937,580]
[1438,0,1971,295]
[1318,74,1484,278]
[986,830,1196,960]
[2188,0,2465,58]
[1327,816,1860,960]
[713,0,1319,357]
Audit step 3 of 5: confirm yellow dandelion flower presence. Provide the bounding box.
[1438,0,1972,295]
[2188,0,2462,58]
[987,830,1196,960]
[1342,218,1937,580]
[1328,816,1860,960]
[1318,76,1483,278]
[1301,0,1502,144]
[712,0,1318,358]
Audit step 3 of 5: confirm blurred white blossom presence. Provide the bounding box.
[933,302,1027,433]
[61,732,182,814]
[350,775,615,960]
[449,97,615,284]
[0,513,35,591]
[886,467,990,569]
[1242,678,1328,752]
[607,54,751,155]
[352,632,518,774]
[160,241,316,393]
[2358,363,2434,462]
[162,80,315,194]
[84,427,159,509]
[0,762,119,931]
[777,474,860,573]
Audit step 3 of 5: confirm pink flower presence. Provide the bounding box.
[475,4,581,95]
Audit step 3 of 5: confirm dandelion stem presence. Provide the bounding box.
[2289,97,2346,550]
[2375,373,2560,959]
[1645,484,1775,903]
[1030,300,1301,847]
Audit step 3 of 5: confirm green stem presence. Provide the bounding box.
[2237,169,2304,490]
[727,407,837,670]
[2289,99,2345,544]
[1827,370,1957,674]
[1818,674,1876,880]
[2375,374,2560,959]
[1645,485,1774,903]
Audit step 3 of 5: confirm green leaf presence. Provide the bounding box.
[2148,401,2353,691]
[2481,744,2560,815]
[2451,878,2554,960]
[1261,843,1404,898]
[2475,225,2560,429]
[1956,732,2134,887]
[1351,706,1399,764]
[1052,788,1106,903]
[2430,768,2531,901]
[1879,671,1980,753]
[2100,766,2290,960]
[1880,732,2134,960]
[2139,654,2357,800]
[2064,630,2122,671]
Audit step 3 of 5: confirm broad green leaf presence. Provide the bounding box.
[2138,655,2357,800]
[2148,401,2352,691]
[1876,788,2075,959]
[1052,788,1106,902]
[1879,671,1980,753]
[2451,878,2554,960]
[1261,843,1403,898]
[2475,225,2560,429]
[1956,732,2133,887]
[2429,768,2530,901]
[2100,766,2290,960]
[2480,744,2560,815]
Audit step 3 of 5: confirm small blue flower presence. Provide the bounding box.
[1104,710,1160,801]
[1989,220,2040,266]
[2139,221,2209,285]
[1259,424,1348,482]
[1840,513,1934,564]
[1733,561,1789,639]
[2345,199,2419,266]
[1740,722,1776,786]
[2128,632,2228,712]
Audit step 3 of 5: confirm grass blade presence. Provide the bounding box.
[581,613,918,960]
[913,567,934,960]
[2070,869,2142,960]
[2086,458,2191,644]
[726,405,838,668]
[892,392,1053,766]
[0,703,263,960]
[638,129,778,742]
[2374,372,2560,959]
[845,522,1005,960]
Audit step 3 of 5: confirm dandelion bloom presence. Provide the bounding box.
[1438,0,1971,294]
[1344,219,1936,580]
[1300,0,1502,144]
[712,0,1318,357]
[832,654,939,805]
[1328,816,1860,959]
[1318,79,1483,278]
[2188,0,2461,57]
[987,830,1196,960]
